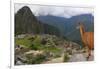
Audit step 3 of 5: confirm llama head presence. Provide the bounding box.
[76,22,84,29]
[76,22,81,29]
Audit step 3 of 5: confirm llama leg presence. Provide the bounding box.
[87,49,91,60]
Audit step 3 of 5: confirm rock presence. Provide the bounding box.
[16,60,24,65]
[15,54,27,65]
[25,50,44,56]
[68,53,87,62]
[15,44,30,55]
[43,57,64,63]
[16,34,26,38]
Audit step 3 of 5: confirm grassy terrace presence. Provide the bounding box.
[15,34,62,53]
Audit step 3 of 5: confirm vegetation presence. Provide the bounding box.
[15,34,62,52]
[63,53,70,62]
[25,53,47,64]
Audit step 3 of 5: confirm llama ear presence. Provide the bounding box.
[78,22,81,25]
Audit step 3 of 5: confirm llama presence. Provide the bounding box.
[77,23,94,60]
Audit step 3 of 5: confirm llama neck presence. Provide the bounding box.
[80,26,85,40]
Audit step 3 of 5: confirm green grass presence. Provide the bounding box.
[15,35,62,53]
[45,46,61,53]
[15,37,32,48]
[15,35,40,47]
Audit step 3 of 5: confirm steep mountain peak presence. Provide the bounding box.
[15,6,40,34]
[18,6,31,12]
[15,6,60,36]
[16,6,33,16]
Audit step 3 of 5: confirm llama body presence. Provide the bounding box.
[82,32,94,50]
[79,23,94,59]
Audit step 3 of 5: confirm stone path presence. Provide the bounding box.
[68,51,94,62]
[43,51,94,63]
[68,53,87,62]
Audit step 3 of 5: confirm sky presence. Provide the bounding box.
[15,3,94,18]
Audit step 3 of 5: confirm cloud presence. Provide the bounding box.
[15,3,94,18]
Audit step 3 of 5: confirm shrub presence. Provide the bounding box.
[32,54,46,64]
[25,53,46,64]
[63,53,69,62]
[30,44,38,50]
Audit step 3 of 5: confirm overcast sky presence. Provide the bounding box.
[15,3,94,18]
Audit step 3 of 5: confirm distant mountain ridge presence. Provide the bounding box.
[36,14,94,41]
